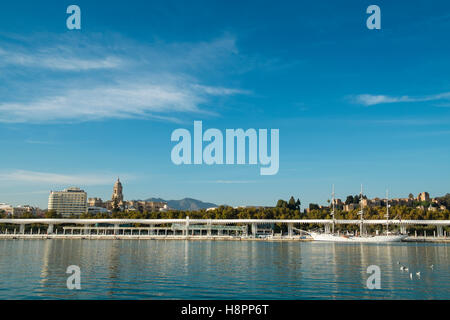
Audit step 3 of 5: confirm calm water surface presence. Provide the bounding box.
[0,239,449,299]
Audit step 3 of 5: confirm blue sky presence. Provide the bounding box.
[1,1,450,208]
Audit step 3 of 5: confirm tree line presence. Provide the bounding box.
[1,195,449,222]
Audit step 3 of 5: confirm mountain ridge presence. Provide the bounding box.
[144,197,218,211]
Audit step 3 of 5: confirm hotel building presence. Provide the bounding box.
[48,187,87,217]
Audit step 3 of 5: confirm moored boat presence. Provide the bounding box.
[310,186,408,243]
[309,232,407,242]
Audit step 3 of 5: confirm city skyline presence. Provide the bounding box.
[0,176,446,210]
[1,1,450,208]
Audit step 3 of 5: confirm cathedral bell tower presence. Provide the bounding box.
[112,178,124,203]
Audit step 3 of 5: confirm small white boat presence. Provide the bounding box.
[309,232,407,242]
[310,186,408,243]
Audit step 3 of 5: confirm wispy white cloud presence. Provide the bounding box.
[214,180,258,184]
[0,33,125,72]
[0,80,243,123]
[186,179,259,184]
[0,190,50,196]
[0,48,123,71]
[24,139,56,145]
[0,33,249,123]
[434,103,450,108]
[413,130,450,136]
[0,32,240,73]
[368,118,449,126]
[192,84,250,96]
[0,170,129,186]
[352,92,450,106]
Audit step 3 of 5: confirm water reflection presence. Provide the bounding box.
[0,240,448,299]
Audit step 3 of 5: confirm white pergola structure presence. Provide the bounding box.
[0,217,449,237]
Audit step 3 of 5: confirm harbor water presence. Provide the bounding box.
[0,239,449,299]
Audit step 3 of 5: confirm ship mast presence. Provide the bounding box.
[331,184,336,234]
[385,189,390,235]
[358,184,364,236]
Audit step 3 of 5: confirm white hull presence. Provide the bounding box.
[310,232,408,243]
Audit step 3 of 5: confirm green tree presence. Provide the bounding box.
[288,196,296,210]
[345,195,354,205]
[276,199,288,208]
[44,210,60,218]
[112,198,120,212]
[295,199,301,210]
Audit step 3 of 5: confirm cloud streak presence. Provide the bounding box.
[214,180,258,184]
[352,92,450,106]
[0,33,126,71]
[0,80,244,123]
[0,33,249,123]
[0,170,128,186]
[0,48,124,71]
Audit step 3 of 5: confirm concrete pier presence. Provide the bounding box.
[0,232,448,242]
[0,218,449,242]
[0,232,312,241]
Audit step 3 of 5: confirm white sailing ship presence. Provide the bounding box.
[309,186,408,243]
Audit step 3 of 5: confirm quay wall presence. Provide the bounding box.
[1,234,449,242]
[0,234,311,241]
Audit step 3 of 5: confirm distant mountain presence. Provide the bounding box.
[145,197,218,211]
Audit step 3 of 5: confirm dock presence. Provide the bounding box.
[0,218,449,242]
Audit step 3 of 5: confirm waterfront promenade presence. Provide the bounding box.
[0,218,449,242]
[1,233,449,242]
[0,233,310,241]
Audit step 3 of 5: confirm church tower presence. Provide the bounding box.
[112,178,124,203]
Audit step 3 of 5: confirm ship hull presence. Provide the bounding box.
[310,233,407,243]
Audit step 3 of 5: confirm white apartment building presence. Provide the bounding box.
[48,187,87,217]
[0,203,13,214]
[0,203,34,216]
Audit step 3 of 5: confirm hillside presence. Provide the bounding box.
[145,197,218,211]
